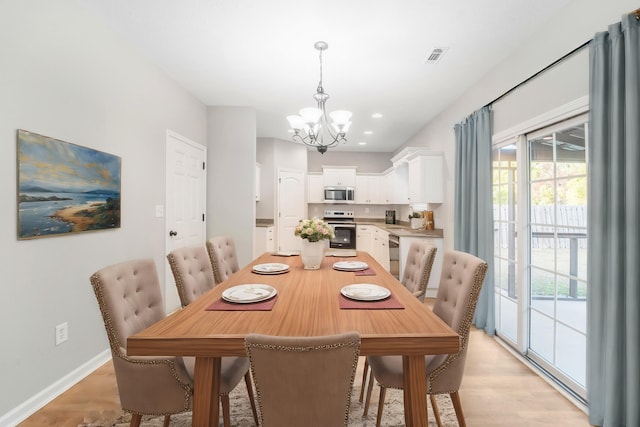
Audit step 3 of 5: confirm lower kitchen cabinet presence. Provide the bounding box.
[254,225,275,258]
[398,236,443,298]
[372,227,390,271]
[356,225,390,271]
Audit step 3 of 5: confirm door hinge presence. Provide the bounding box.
[202,213,205,221]
[202,161,205,170]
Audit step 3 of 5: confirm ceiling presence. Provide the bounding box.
[80,0,571,153]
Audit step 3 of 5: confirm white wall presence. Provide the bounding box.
[307,150,393,173]
[0,0,206,421]
[207,107,257,268]
[398,0,638,252]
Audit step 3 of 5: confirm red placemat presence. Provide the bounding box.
[354,268,376,276]
[339,293,404,310]
[206,295,278,311]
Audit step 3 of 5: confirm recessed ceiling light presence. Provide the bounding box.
[364,130,373,135]
[371,113,383,119]
[358,142,367,146]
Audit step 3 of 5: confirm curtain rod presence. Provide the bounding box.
[486,9,639,108]
[483,39,591,108]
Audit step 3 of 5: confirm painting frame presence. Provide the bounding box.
[17,129,121,240]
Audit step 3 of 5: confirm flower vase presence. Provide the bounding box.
[301,239,324,270]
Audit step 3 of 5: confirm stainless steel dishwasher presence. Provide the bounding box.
[388,232,400,279]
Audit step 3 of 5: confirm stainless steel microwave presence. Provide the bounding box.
[323,186,355,203]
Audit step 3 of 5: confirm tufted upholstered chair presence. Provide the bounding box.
[363,251,488,427]
[167,244,216,307]
[206,236,240,284]
[166,246,259,426]
[245,331,361,427]
[359,241,437,403]
[89,259,193,427]
[400,241,438,302]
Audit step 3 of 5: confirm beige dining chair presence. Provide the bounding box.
[245,331,361,426]
[166,246,260,426]
[167,244,216,307]
[359,241,437,403]
[400,241,438,302]
[206,236,240,284]
[90,259,193,427]
[363,250,488,427]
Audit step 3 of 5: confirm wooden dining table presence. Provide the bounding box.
[127,251,459,426]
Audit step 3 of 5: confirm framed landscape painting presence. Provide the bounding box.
[17,130,121,239]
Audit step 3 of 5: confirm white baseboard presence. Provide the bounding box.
[0,350,111,427]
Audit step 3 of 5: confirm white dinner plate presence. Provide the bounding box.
[222,284,277,303]
[252,263,290,274]
[340,284,391,301]
[333,261,369,271]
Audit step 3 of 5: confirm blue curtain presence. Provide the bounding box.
[454,106,495,335]
[587,14,640,427]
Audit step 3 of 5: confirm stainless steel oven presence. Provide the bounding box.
[323,209,356,250]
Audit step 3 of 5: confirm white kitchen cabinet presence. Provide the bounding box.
[382,164,409,204]
[307,173,324,203]
[253,226,275,258]
[255,163,261,201]
[356,225,372,252]
[323,167,356,187]
[357,225,390,271]
[407,153,444,204]
[355,175,383,204]
[372,227,390,271]
[398,236,443,298]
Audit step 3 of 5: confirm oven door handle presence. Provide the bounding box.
[329,223,356,228]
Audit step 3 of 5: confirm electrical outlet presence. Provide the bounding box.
[55,322,68,346]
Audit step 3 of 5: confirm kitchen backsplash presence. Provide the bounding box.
[307,204,413,224]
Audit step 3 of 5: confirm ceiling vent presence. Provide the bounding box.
[424,47,449,64]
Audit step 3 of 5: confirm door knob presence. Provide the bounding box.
[169,230,177,237]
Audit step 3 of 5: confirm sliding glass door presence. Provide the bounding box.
[493,113,588,400]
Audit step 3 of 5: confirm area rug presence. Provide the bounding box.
[108,380,458,427]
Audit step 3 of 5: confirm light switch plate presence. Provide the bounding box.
[155,205,164,218]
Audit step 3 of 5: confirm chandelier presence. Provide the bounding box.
[286,41,352,154]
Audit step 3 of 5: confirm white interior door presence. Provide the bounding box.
[165,130,207,312]
[276,169,305,252]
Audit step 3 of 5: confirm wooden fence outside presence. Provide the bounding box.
[494,205,587,249]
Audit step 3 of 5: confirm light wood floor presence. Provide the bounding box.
[18,302,591,426]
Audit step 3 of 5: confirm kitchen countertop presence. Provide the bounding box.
[255,218,274,227]
[354,219,443,238]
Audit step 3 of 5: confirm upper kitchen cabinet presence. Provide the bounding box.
[323,167,356,187]
[406,152,444,204]
[382,164,409,204]
[307,173,324,203]
[355,174,383,204]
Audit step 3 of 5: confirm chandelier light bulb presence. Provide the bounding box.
[286,115,305,131]
[329,110,352,126]
[299,107,323,126]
